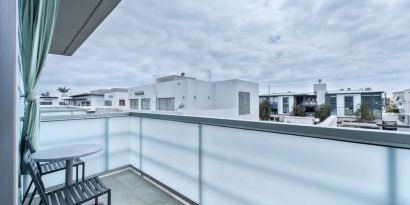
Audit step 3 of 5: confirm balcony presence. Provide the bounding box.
[28,112,410,205]
[299,101,318,107]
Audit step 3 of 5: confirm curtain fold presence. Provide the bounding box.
[19,0,60,173]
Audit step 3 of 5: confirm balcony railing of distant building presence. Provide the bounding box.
[299,101,318,107]
[37,112,410,205]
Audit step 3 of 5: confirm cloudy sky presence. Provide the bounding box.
[39,0,410,95]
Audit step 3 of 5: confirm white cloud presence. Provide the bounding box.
[39,0,410,95]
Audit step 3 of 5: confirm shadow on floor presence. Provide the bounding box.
[25,169,185,205]
[98,169,184,205]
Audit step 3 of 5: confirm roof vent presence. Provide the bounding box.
[340,88,344,91]
[365,87,372,91]
[347,88,351,91]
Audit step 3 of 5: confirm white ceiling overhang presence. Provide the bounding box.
[49,0,121,56]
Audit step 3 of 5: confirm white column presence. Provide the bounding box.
[0,0,18,204]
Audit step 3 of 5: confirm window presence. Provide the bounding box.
[158,98,175,111]
[361,93,382,119]
[344,96,354,116]
[269,96,278,114]
[259,96,268,102]
[238,91,250,115]
[105,100,112,106]
[40,101,52,105]
[130,99,139,109]
[329,95,337,115]
[119,99,125,106]
[283,97,289,114]
[81,101,90,106]
[141,98,151,110]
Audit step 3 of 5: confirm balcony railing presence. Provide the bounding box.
[37,112,410,205]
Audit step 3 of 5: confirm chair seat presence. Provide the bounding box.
[40,159,84,175]
[46,177,109,205]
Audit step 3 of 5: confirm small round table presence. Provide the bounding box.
[31,144,102,186]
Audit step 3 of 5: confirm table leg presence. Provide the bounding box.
[66,160,74,186]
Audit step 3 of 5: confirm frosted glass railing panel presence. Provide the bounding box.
[141,118,199,203]
[130,117,140,169]
[38,114,410,205]
[201,125,392,205]
[396,149,410,204]
[108,117,131,169]
[39,119,106,187]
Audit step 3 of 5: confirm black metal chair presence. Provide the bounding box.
[23,151,111,205]
[22,144,85,204]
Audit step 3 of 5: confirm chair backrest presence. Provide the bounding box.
[23,151,49,205]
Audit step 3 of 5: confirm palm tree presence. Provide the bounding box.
[40,92,50,97]
[57,87,71,97]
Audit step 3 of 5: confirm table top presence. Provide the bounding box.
[31,144,102,162]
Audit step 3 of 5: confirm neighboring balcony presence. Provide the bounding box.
[33,112,410,205]
[299,101,318,107]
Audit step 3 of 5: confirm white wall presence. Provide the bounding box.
[283,116,316,125]
[213,80,259,120]
[319,115,338,127]
[404,89,410,115]
[89,95,105,106]
[129,79,259,120]
[186,79,213,110]
[104,92,129,108]
[129,84,157,110]
[233,80,259,120]
[213,81,237,109]
[314,83,327,105]
[157,79,185,110]
[392,92,405,113]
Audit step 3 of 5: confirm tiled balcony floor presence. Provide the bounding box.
[26,169,185,205]
[98,169,184,205]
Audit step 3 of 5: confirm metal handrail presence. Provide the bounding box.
[41,111,410,149]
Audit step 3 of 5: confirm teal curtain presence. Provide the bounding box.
[19,0,60,173]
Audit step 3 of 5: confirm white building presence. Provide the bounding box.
[63,93,104,107]
[39,96,59,106]
[392,89,410,115]
[62,88,129,108]
[260,82,384,119]
[392,89,410,125]
[103,88,129,108]
[63,89,106,107]
[128,75,259,120]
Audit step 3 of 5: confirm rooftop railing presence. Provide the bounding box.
[37,112,410,205]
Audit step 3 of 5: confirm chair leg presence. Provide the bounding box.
[108,190,111,205]
[95,197,98,205]
[76,165,79,182]
[22,180,33,204]
[82,163,85,180]
[28,187,36,205]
